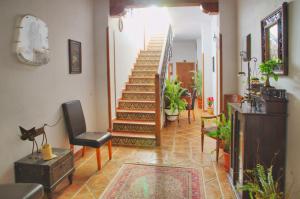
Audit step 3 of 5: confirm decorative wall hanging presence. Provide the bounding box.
[68,39,82,74]
[15,15,50,66]
[261,2,288,75]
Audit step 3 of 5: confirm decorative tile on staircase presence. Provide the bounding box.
[131,70,156,77]
[113,120,155,133]
[126,84,155,92]
[118,100,156,111]
[122,91,156,100]
[129,77,155,84]
[116,110,155,121]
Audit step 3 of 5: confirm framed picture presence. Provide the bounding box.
[68,39,82,74]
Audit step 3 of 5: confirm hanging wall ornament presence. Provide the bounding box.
[15,15,50,66]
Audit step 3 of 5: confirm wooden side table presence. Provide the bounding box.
[15,148,75,198]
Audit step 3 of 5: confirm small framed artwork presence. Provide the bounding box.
[68,39,82,74]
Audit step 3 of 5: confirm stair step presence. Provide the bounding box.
[112,131,156,139]
[126,83,155,91]
[113,120,156,133]
[137,57,160,61]
[122,91,155,100]
[111,131,156,147]
[134,65,158,71]
[118,100,156,110]
[136,60,160,65]
[116,109,156,121]
[131,70,156,77]
[129,76,155,84]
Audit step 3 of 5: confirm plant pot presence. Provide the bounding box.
[197,97,202,109]
[165,109,179,121]
[223,151,230,172]
[207,107,214,115]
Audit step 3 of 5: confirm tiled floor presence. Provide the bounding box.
[55,109,236,199]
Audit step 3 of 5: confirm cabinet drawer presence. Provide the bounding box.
[51,155,73,184]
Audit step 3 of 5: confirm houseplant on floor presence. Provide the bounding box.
[259,58,281,87]
[239,164,285,199]
[192,70,203,109]
[164,79,187,121]
[207,114,231,172]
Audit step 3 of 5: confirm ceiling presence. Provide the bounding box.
[168,6,213,41]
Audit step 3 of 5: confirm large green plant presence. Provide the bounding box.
[191,70,202,96]
[259,58,281,87]
[239,164,284,199]
[164,79,187,113]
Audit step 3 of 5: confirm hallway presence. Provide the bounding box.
[55,109,235,199]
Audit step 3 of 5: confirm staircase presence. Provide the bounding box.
[112,35,165,147]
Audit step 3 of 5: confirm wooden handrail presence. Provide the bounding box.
[154,26,173,146]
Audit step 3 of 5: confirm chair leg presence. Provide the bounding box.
[108,140,112,160]
[216,139,220,163]
[96,148,101,170]
[201,134,204,152]
[70,144,74,152]
[192,110,196,121]
[82,146,86,157]
[188,110,191,124]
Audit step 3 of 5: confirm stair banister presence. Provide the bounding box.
[155,26,173,146]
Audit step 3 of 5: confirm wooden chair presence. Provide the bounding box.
[186,88,197,124]
[201,113,223,162]
[62,100,112,170]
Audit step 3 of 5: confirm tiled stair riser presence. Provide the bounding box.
[122,93,155,100]
[126,84,155,92]
[118,101,155,111]
[113,123,155,133]
[116,112,155,121]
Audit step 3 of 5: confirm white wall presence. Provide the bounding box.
[219,0,238,97]
[237,0,300,197]
[171,40,197,78]
[109,14,145,117]
[0,0,105,182]
[94,0,109,131]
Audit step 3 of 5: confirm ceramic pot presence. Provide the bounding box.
[207,107,214,115]
[165,109,179,121]
[197,97,202,109]
[223,151,230,172]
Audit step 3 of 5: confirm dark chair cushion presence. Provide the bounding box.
[0,183,44,199]
[72,132,112,148]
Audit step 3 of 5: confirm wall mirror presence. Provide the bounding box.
[261,2,288,75]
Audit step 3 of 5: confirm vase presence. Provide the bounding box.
[165,109,179,121]
[223,151,230,172]
[207,107,214,115]
[197,97,202,109]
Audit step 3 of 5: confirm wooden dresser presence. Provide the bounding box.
[15,148,74,198]
[228,102,287,199]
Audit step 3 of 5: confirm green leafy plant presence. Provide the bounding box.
[259,58,282,87]
[239,164,284,199]
[191,70,202,97]
[164,79,187,114]
[207,114,231,152]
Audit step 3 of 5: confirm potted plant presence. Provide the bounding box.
[239,164,285,199]
[207,114,231,172]
[207,97,214,115]
[221,119,231,172]
[192,70,203,109]
[259,58,281,87]
[164,79,187,121]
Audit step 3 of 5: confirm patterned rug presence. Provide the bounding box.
[100,163,204,199]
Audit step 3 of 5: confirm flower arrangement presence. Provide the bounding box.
[207,97,214,108]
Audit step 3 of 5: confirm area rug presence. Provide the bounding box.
[100,163,204,199]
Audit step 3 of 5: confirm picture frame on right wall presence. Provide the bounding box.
[261,2,288,75]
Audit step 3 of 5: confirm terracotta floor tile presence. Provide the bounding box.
[55,109,236,199]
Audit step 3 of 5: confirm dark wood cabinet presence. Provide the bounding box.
[15,148,75,198]
[228,103,287,199]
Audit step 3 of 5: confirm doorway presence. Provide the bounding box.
[176,62,195,92]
